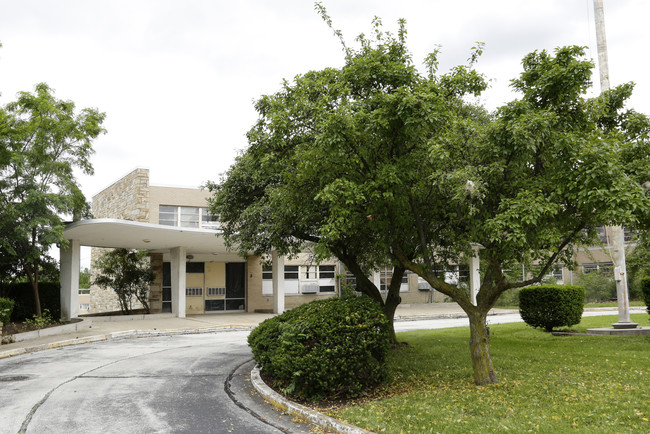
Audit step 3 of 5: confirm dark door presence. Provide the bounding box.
[225,263,246,311]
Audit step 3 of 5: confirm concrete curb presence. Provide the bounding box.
[250,366,373,434]
[0,325,254,360]
[8,318,93,343]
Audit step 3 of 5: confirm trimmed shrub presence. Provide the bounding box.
[641,277,650,318]
[5,282,61,322]
[248,296,390,401]
[0,297,14,326]
[519,284,584,332]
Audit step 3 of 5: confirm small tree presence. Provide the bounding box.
[93,249,154,314]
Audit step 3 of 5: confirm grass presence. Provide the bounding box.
[331,314,650,433]
[496,301,646,310]
[584,301,646,308]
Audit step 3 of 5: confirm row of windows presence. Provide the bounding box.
[589,226,635,244]
[159,206,219,230]
[262,265,336,280]
[582,262,613,274]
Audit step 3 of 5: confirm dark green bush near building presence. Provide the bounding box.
[5,282,61,322]
[519,285,584,332]
[248,296,391,401]
[0,297,15,326]
[641,277,650,318]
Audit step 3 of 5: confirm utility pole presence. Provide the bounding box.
[593,0,637,329]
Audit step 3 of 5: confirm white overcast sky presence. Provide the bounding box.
[1,0,649,201]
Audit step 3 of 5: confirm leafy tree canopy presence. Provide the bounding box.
[206,15,485,344]
[0,82,105,315]
[209,10,650,385]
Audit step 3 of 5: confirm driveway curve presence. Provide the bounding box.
[0,331,308,434]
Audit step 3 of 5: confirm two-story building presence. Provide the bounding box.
[60,169,438,320]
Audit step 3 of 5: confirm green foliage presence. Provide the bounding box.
[0,297,14,325]
[23,308,58,329]
[519,285,585,332]
[4,281,61,322]
[93,249,154,315]
[209,10,650,385]
[626,237,650,300]
[575,270,616,303]
[79,267,91,289]
[248,296,391,400]
[0,83,105,316]
[641,277,650,318]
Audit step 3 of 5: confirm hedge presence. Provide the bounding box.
[519,284,584,332]
[4,282,61,322]
[248,296,390,401]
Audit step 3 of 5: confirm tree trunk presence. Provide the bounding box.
[384,266,405,346]
[468,310,498,385]
[26,261,42,317]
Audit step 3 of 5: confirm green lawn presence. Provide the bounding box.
[584,301,646,308]
[332,314,650,433]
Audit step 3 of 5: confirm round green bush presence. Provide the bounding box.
[641,277,650,318]
[519,284,585,332]
[248,296,390,401]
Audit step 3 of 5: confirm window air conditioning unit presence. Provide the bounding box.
[418,282,432,292]
[301,283,319,294]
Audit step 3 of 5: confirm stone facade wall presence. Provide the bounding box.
[89,169,150,313]
[92,168,150,222]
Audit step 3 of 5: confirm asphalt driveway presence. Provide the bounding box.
[0,330,310,434]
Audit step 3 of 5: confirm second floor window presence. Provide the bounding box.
[159,206,218,229]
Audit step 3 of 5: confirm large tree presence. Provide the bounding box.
[206,16,485,344]
[318,46,650,385]
[0,83,105,316]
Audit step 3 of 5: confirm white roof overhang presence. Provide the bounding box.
[63,219,232,255]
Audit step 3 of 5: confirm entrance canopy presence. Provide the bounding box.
[60,218,232,321]
[63,218,228,254]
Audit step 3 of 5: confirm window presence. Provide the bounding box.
[583,262,613,274]
[344,272,357,290]
[186,262,205,273]
[180,207,200,228]
[284,265,299,280]
[159,205,178,226]
[78,289,90,295]
[159,206,218,229]
[319,285,336,292]
[318,265,336,279]
[207,287,225,296]
[301,265,317,280]
[79,303,90,310]
[262,265,273,280]
[597,226,608,244]
[186,287,203,296]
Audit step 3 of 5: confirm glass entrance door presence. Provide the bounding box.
[225,263,246,311]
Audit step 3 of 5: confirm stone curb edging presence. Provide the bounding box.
[0,325,255,360]
[250,366,373,434]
